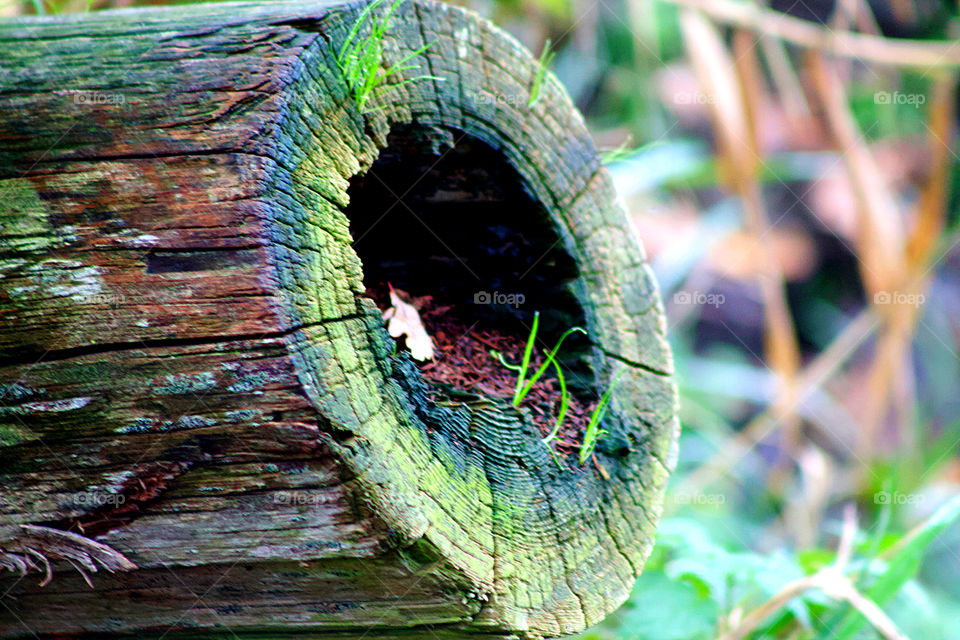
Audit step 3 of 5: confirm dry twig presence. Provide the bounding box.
[716,506,908,640]
[666,0,960,68]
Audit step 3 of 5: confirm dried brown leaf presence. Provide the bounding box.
[383,287,435,361]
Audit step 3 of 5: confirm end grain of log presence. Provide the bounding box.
[0,1,679,637]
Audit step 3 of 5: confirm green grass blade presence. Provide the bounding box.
[540,358,569,444]
[335,0,430,114]
[865,487,893,558]
[383,42,432,72]
[371,75,440,96]
[528,39,555,108]
[512,311,540,406]
[600,138,634,165]
[490,350,523,373]
[578,369,626,465]
[337,0,385,65]
[516,326,585,404]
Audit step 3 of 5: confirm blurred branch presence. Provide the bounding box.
[891,73,956,457]
[907,75,957,268]
[808,54,955,460]
[680,10,803,470]
[806,52,904,300]
[807,51,909,459]
[733,28,805,464]
[717,507,909,640]
[674,309,878,502]
[756,24,811,125]
[665,0,960,69]
[834,0,882,37]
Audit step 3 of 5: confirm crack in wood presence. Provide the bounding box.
[0,314,366,369]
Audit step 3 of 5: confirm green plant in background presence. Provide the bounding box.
[818,496,960,640]
[336,0,434,113]
[527,38,556,108]
[1,0,93,14]
[577,495,960,640]
[577,369,624,465]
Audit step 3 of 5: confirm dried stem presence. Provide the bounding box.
[681,9,802,470]
[666,0,960,68]
[673,310,878,503]
[807,51,908,459]
[718,506,908,640]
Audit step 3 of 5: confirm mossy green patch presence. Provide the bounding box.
[0,422,39,447]
[0,383,44,400]
[0,178,76,254]
[152,372,218,395]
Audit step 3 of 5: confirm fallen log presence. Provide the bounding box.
[0,0,679,637]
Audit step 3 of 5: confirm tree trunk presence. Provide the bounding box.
[0,1,679,638]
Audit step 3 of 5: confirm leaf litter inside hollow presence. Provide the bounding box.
[369,285,600,459]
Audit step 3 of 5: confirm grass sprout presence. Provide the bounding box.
[491,311,585,407]
[336,0,436,113]
[578,369,626,465]
[600,136,635,165]
[528,39,555,108]
[540,357,569,445]
[491,313,627,470]
[4,0,97,15]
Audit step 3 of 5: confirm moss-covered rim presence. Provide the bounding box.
[264,0,680,636]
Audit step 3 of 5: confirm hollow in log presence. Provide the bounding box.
[0,0,679,637]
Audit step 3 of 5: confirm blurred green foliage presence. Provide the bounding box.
[4,0,960,637]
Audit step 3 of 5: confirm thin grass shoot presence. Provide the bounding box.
[528,39,555,108]
[578,369,626,465]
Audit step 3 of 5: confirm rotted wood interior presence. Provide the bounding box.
[0,1,679,638]
[348,123,592,388]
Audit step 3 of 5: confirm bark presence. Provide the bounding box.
[0,0,679,637]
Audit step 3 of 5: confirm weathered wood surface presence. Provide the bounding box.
[0,0,679,638]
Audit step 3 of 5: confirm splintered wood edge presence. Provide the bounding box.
[263,1,680,636]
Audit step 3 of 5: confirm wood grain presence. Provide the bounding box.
[0,1,679,637]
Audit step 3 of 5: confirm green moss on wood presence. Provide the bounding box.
[0,1,677,638]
